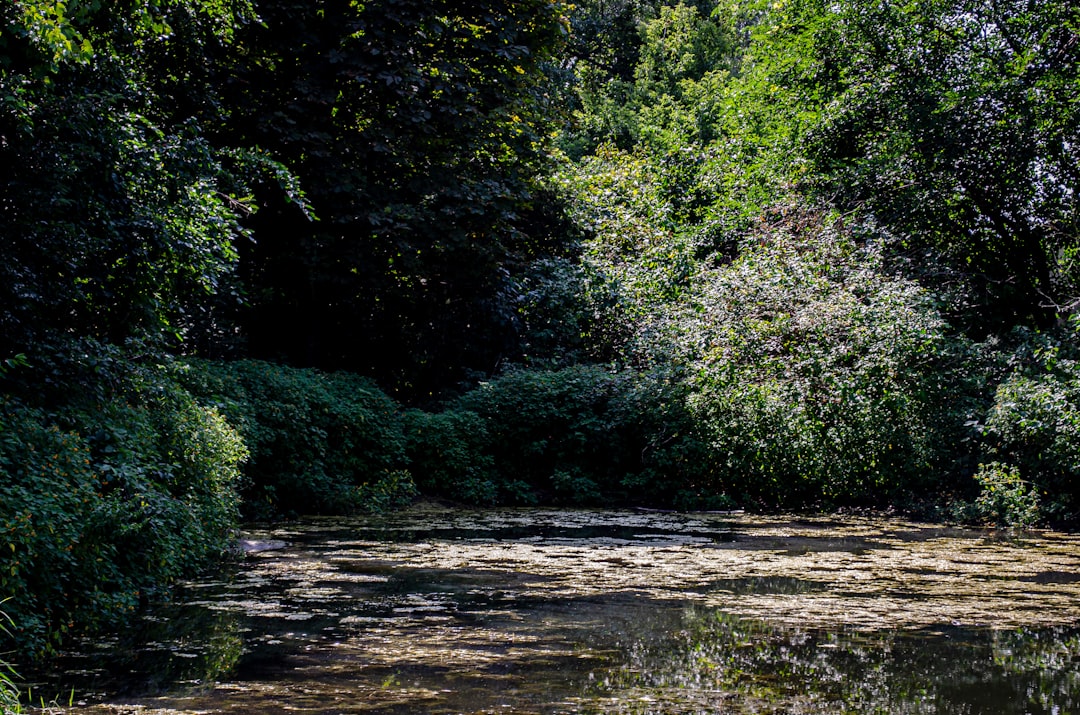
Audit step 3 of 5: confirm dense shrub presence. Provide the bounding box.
[665,209,974,508]
[452,365,628,503]
[403,409,502,504]
[0,350,420,665]
[606,370,728,511]
[972,462,1041,530]
[554,145,698,353]
[511,257,601,368]
[451,365,636,503]
[409,365,716,507]
[0,344,245,662]
[178,359,415,519]
[979,328,1080,524]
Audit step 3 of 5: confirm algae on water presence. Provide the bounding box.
[52,508,1080,714]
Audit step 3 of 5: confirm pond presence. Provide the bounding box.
[45,506,1080,714]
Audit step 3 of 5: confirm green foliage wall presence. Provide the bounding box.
[674,209,971,507]
[0,0,268,357]
[178,360,416,519]
[406,365,719,509]
[551,0,1080,520]
[0,347,245,662]
[978,326,1080,524]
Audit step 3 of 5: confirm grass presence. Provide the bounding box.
[0,602,22,714]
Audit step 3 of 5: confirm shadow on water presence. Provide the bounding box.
[37,508,1080,714]
[352,524,740,544]
[696,575,830,595]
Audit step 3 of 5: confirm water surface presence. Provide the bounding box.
[52,507,1080,713]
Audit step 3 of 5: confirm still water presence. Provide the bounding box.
[50,506,1080,713]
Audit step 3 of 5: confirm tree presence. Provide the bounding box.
[782,0,1080,332]
[0,3,270,662]
[211,0,570,400]
[560,0,743,153]
[0,0,263,355]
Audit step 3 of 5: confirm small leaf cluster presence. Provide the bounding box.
[972,462,1041,531]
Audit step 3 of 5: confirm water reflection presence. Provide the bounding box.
[584,611,1080,714]
[55,598,244,699]
[44,508,1080,713]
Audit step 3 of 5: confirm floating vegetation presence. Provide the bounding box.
[44,507,1080,713]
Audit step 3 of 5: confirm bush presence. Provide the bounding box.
[446,365,640,504]
[409,365,715,507]
[0,343,245,662]
[403,409,502,504]
[606,369,725,510]
[510,257,595,368]
[178,359,413,518]
[668,208,972,508]
[972,462,1041,530]
[979,328,1080,523]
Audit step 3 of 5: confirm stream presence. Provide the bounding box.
[45,506,1080,714]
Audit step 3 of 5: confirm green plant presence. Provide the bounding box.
[979,329,1080,523]
[670,207,972,508]
[1,344,246,663]
[179,359,412,518]
[417,364,714,507]
[0,602,21,714]
[451,365,636,504]
[973,462,1041,530]
[403,409,501,504]
[356,470,420,513]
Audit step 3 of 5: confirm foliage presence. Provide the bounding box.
[0,345,245,662]
[403,409,503,505]
[749,0,1080,332]
[2,0,1080,677]
[215,0,573,399]
[978,327,1080,523]
[355,470,419,515]
[558,0,794,231]
[415,365,716,508]
[606,368,727,510]
[562,0,745,153]
[635,3,734,100]
[0,0,281,358]
[972,462,1041,530]
[509,257,594,369]
[550,145,702,364]
[451,365,632,504]
[665,207,972,508]
[178,360,414,519]
[553,0,1080,515]
[0,603,19,714]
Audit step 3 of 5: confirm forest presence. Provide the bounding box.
[1,0,1079,681]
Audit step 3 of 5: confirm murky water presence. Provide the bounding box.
[45,506,1080,714]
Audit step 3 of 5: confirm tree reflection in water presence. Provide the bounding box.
[582,608,1080,714]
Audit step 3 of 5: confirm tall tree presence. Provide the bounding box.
[216,0,570,400]
[769,0,1080,331]
[0,0,264,356]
